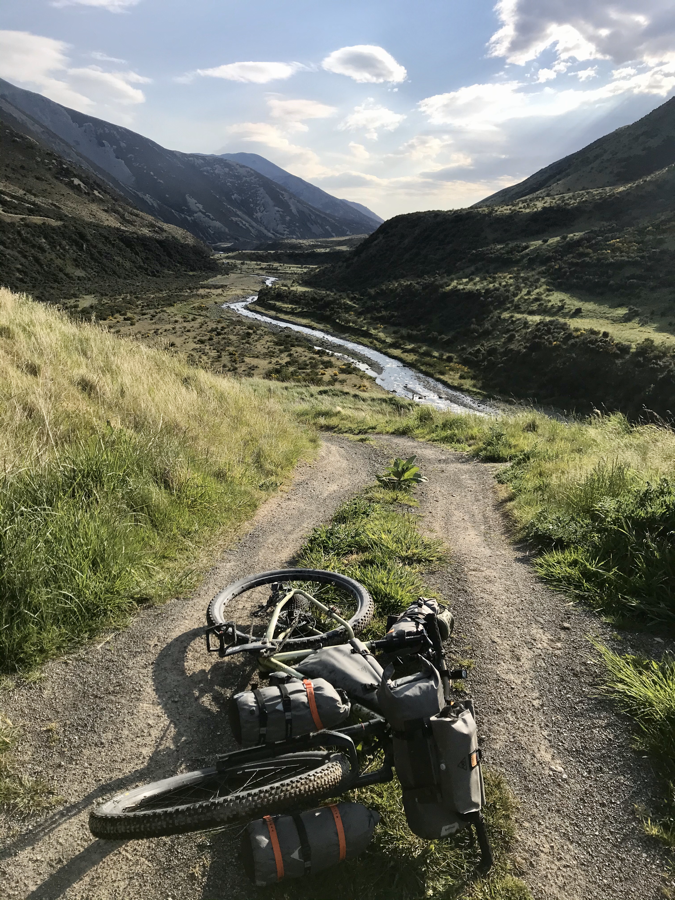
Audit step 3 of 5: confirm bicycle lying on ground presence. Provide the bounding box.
[89,569,493,880]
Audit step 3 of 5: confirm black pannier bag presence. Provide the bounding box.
[377,664,484,839]
[230,677,350,747]
[386,597,454,643]
[242,802,380,886]
[297,644,384,711]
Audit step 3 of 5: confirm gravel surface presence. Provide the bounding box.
[1,434,672,900]
[384,436,672,900]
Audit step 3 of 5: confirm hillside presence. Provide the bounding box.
[479,97,675,206]
[0,118,217,303]
[249,97,675,417]
[0,79,376,247]
[220,151,382,229]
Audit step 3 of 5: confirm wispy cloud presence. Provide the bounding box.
[340,99,406,140]
[322,45,407,83]
[189,61,303,84]
[0,30,149,123]
[52,0,141,11]
[267,97,336,131]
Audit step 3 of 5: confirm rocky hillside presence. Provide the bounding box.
[0,78,376,248]
[479,96,675,206]
[220,151,383,229]
[0,118,216,303]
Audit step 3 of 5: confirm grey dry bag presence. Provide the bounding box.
[297,644,384,711]
[386,597,454,643]
[378,664,484,840]
[242,802,380,886]
[230,677,350,747]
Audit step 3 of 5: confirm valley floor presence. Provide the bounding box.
[0,436,670,900]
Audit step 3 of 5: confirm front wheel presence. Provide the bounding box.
[89,752,350,840]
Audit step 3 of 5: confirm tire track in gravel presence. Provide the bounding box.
[0,435,387,900]
[2,434,671,900]
[383,436,672,900]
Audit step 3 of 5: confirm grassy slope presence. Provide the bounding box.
[269,486,531,900]
[253,164,675,417]
[0,287,312,672]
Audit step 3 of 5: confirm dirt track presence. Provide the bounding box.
[1,435,671,900]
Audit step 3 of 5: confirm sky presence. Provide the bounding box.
[2,1,675,219]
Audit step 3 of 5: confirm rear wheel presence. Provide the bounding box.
[89,752,350,840]
[207,568,374,648]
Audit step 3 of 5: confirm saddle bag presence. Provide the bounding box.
[242,802,380,886]
[230,677,350,747]
[386,597,455,643]
[297,644,384,711]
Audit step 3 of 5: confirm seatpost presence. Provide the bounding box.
[424,613,451,703]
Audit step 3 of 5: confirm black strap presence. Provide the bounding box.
[292,813,312,873]
[277,684,293,739]
[254,689,268,740]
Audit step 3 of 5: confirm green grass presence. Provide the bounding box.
[0,288,313,671]
[0,715,55,817]
[268,484,531,900]
[597,646,675,848]
[273,382,675,630]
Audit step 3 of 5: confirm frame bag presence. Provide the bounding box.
[230,677,350,747]
[242,802,380,885]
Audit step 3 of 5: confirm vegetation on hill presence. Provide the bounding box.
[0,120,217,304]
[0,287,311,672]
[254,162,675,417]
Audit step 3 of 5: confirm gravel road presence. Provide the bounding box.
[1,435,671,900]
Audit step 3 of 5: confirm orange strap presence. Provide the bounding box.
[303,679,324,731]
[264,815,285,881]
[329,804,347,862]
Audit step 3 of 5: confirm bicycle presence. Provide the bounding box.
[89,569,493,874]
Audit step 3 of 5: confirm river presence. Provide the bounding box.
[226,278,491,415]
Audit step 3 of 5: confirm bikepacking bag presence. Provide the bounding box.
[242,802,380,886]
[386,597,455,643]
[297,644,384,712]
[378,665,484,839]
[230,677,350,747]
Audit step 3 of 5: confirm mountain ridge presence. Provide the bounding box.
[0,78,377,247]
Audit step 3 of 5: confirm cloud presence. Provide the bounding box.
[194,61,302,84]
[349,142,370,160]
[266,97,336,132]
[91,51,127,64]
[52,0,141,10]
[340,100,406,140]
[0,30,148,121]
[226,121,327,178]
[419,62,675,130]
[488,0,675,67]
[322,45,407,83]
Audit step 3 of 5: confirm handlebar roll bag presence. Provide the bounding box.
[242,802,380,885]
[387,597,454,642]
[230,677,350,747]
[297,644,384,711]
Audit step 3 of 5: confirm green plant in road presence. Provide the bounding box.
[376,455,428,491]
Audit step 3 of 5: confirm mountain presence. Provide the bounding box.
[254,95,675,418]
[478,97,675,207]
[220,151,382,230]
[0,78,375,247]
[341,199,384,224]
[0,116,216,303]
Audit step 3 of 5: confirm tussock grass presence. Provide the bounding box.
[0,288,312,670]
[597,646,675,847]
[278,485,531,899]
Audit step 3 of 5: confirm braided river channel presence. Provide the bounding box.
[226,278,492,415]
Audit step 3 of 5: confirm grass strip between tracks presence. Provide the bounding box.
[268,484,532,900]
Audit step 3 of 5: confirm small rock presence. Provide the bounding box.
[560,622,571,630]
